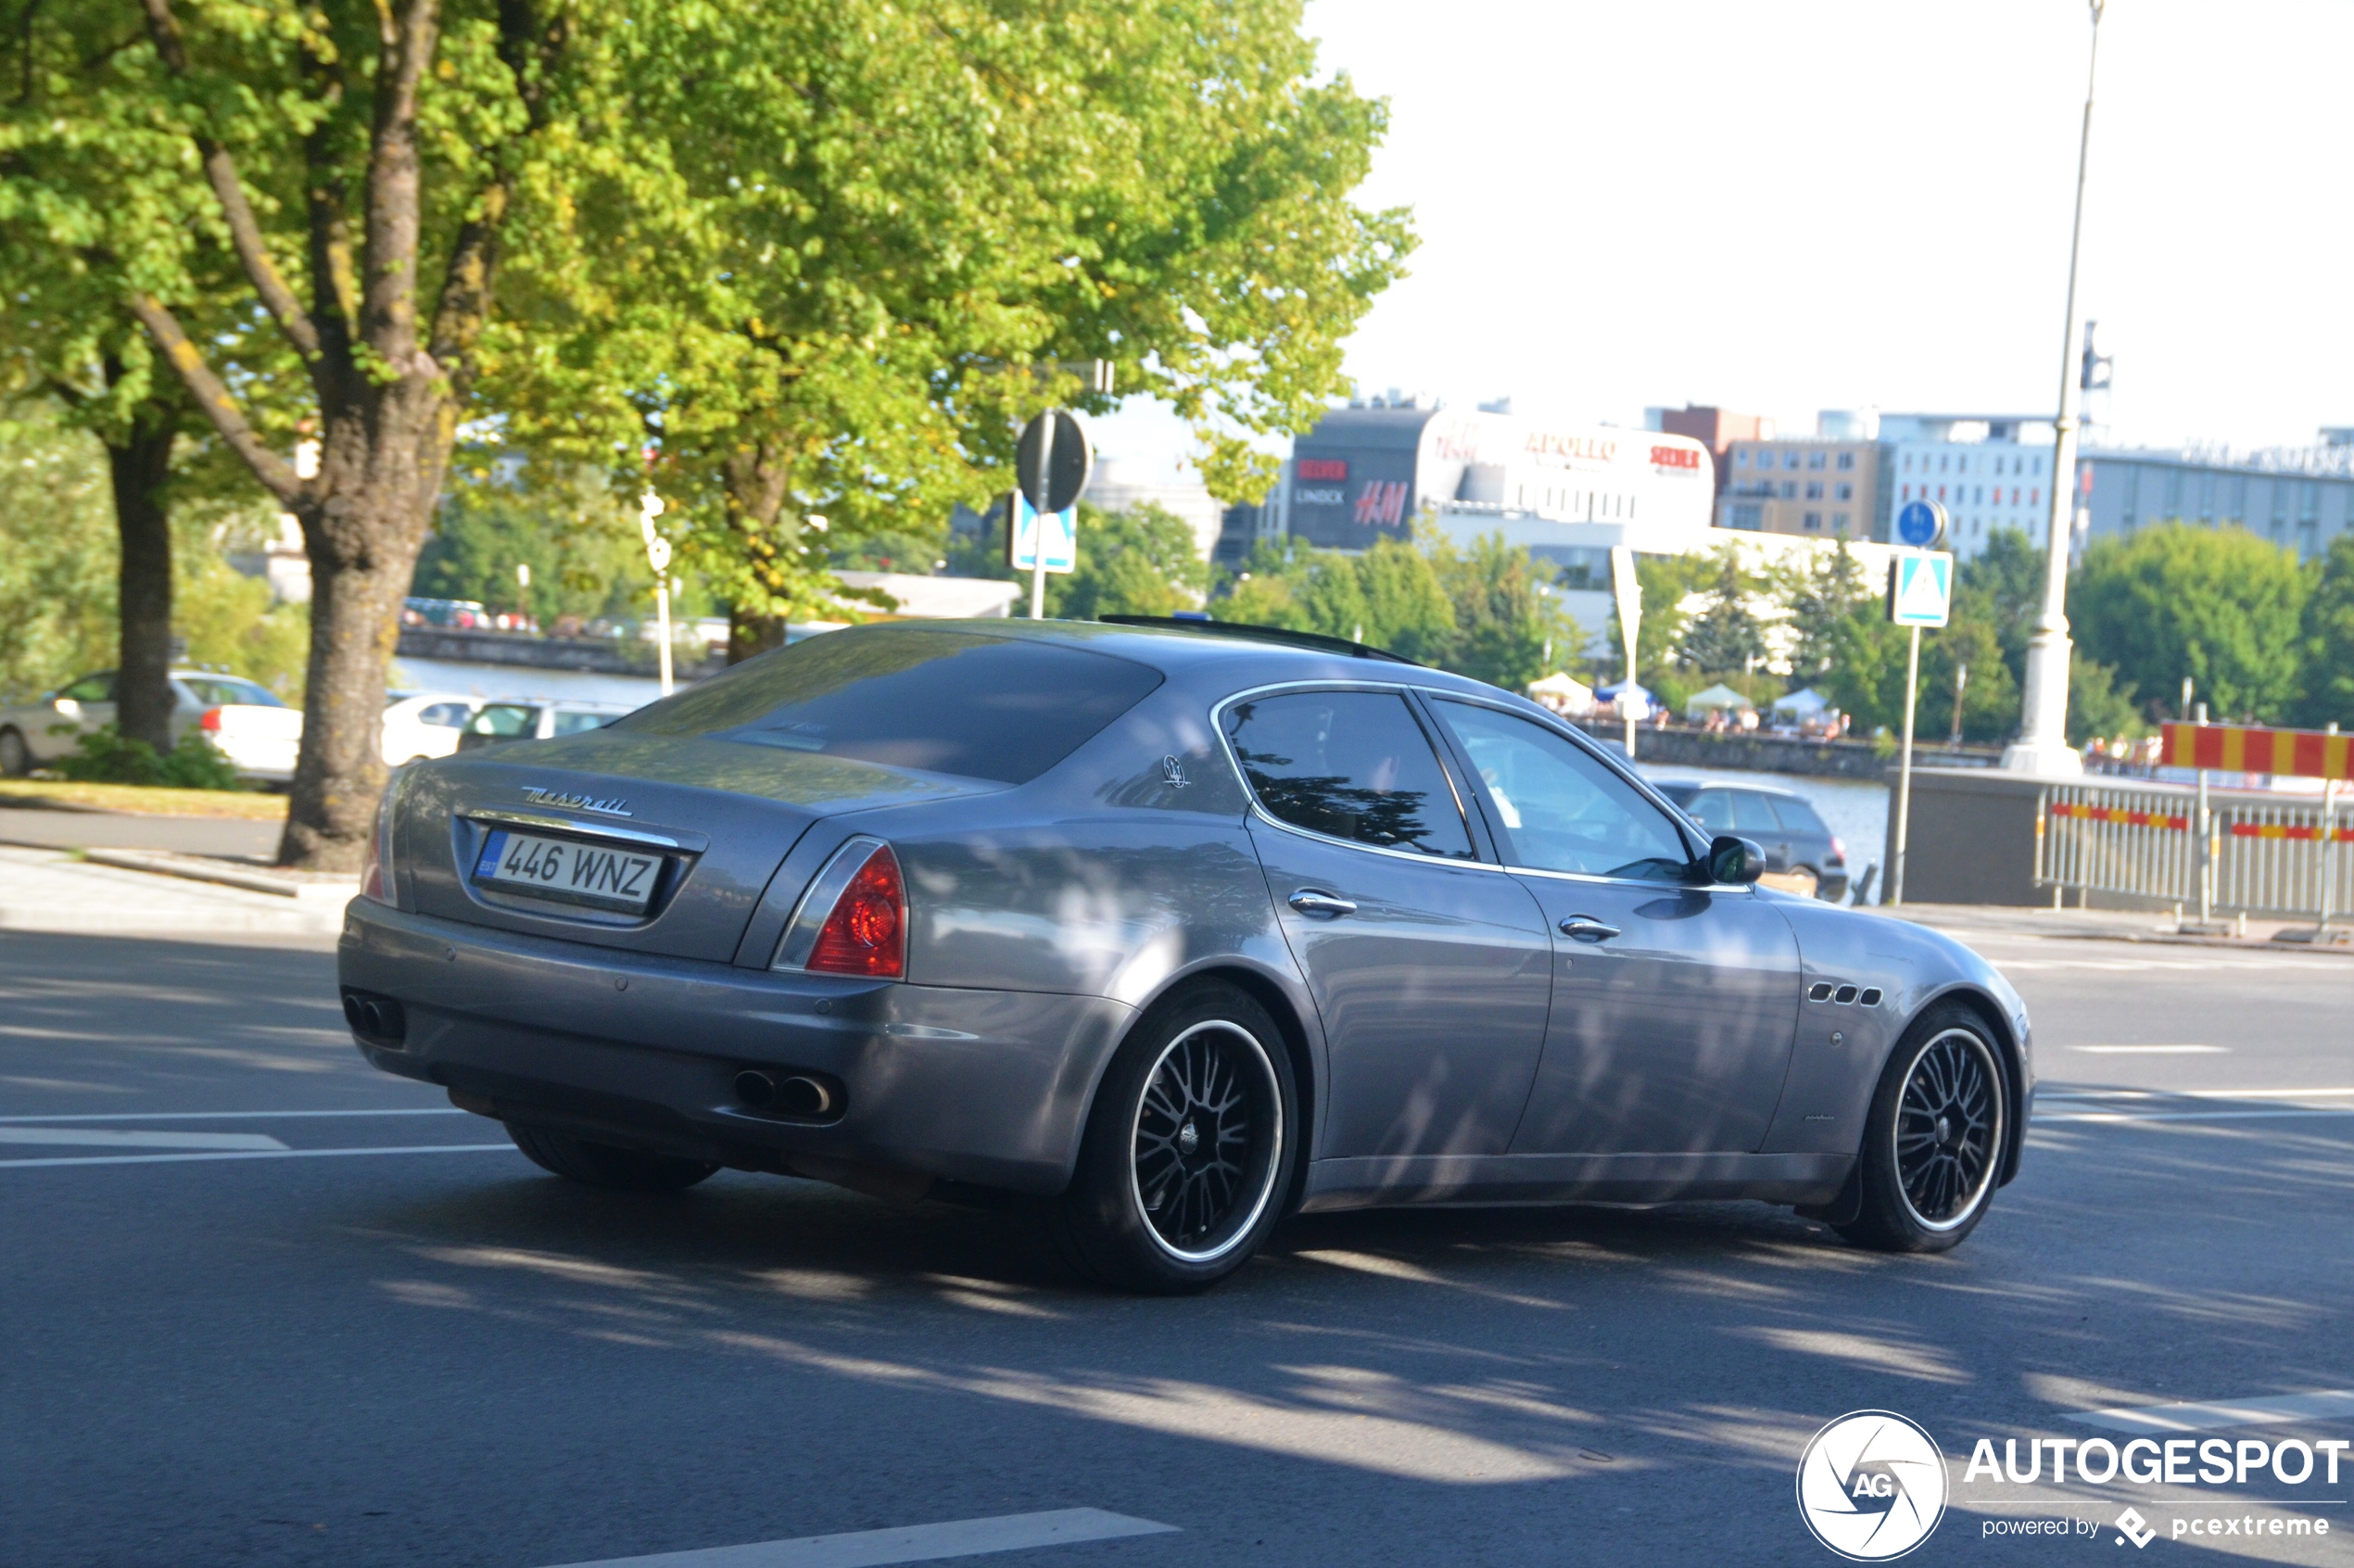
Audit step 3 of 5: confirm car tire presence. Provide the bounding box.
[0,727,30,778]
[1836,1004,2008,1254]
[1050,981,1298,1295]
[504,1123,720,1193]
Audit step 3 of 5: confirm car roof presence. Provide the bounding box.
[1655,778,1809,800]
[838,616,1519,703]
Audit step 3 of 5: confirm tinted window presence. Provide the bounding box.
[1687,790,1735,831]
[418,703,469,727]
[1731,791,1781,833]
[1766,795,1829,835]
[617,626,1163,786]
[470,703,540,737]
[1225,691,1472,859]
[181,677,285,708]
[59,673,115,702]
[550,709,616,736]
[1431,701,1690,880]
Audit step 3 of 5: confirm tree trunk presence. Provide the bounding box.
[722,437,795,664]
[275,386,449,870]
[106,409,179,754]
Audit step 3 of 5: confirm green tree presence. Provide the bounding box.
[1677,543,1768,677]
[1915,618,2019,744]
[0,401,117,702]
[1433,532,1577,690]
[493,0,1410,658]
[415,459,668,629]
[2296,533,2354,730]
[1768,539,1873,689]
[2070,523,2308,724]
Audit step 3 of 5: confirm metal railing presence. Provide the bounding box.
[2036,780,2351,924]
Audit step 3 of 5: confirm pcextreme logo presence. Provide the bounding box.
[1796,1410,1950,1561]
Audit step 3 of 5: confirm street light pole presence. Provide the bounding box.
[2003,0,2106,778]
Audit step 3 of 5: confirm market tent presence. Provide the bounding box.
[1593,679,1652,702]
[1771,687,1831,717]
[1684,682,1754,717]
[1526,672,1595,714]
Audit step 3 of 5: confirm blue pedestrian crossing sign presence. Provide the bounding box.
[1007,490,1077,575]
[1895,499,1946,549]
[1888,550,1954,628]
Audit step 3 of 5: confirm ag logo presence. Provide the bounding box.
[1796,1410,1948,1561]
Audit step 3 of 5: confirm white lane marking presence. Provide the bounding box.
[538,1509,1179,1568]
[2069,1044,2229,1054]
[2039,1088,2354,1101]
[0,1143,514,1170]
[0,1107,465,1123]
[2075,1390,2354,1434]
[0,1128,287,1152]
[2036,1108,2354,1124]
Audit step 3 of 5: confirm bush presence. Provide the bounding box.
[54,727,247,790]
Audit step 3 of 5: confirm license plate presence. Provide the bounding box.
[472,829,663,914]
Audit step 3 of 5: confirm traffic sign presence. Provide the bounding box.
[1888,550,1954,627]
[1016,411,1092,514]
[1007,490,1076,575]
[1895,499,1947,550]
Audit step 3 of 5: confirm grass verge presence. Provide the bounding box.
[0,778,289,819]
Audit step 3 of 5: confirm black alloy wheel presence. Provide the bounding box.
[1053,981,1297,1294]
[1894,1029,2000,1228]
[1836,1004,2008,1254]
[1131,1021,1282,1262]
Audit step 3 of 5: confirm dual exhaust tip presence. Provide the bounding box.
[341,989,407,1045]
[733,1069,837,1120]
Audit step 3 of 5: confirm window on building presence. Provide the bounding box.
[1803,512,1822,531]
[1730,504,1762,531]
[1837,452,1855,471]
[1786,452,1803,470]
[1836,482,1854,501]
[1832,512,1850,533]
[1974,487,1983,503]
[1939,454,1950,473]
[2032,457,2044,475]
[2165,469,2183,514]
[1734,450,1749,467]
[1807,451,1826,471]
[2302,482,2322,522]
[1804,481,1824,500]
[1779,481,1796,499]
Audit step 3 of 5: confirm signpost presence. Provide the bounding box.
[1013,409,1092,619]
[1610,544,1641,760]
[639,491,674,696]
[1885,503,1952,906]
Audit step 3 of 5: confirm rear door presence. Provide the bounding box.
[1732,790,1794,874]
[1423,698,1803,1156]
[1227,688,1552,1161]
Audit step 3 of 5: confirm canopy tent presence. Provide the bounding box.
[1683,682,1754,716]
[1593,679,1652,702]
[1525,672,1596,715]
[1771,687,1831,717]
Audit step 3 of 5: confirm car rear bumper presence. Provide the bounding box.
[336,901,1134,1195]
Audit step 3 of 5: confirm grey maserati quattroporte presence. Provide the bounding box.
[338,617,2031,1292]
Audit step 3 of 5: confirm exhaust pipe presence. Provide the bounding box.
[341,989,407,1045]
[732,1070,836,1119]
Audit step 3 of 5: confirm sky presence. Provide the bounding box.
[1093,0,2354,483]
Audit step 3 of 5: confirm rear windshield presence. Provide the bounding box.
[614,627,1164,785]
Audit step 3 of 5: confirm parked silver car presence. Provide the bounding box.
[339,619,2031,1293]
[0,669,300,781]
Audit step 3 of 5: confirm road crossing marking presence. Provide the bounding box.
[536,1509,1180,1568]
[0,1128,287,1152]
[0,1143,514,1170]
[2074,1390,2354,1434]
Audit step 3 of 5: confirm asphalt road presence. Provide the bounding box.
[2,922,2348,1568]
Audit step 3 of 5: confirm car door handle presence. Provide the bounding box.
[1558,916,1622,942]
[1288,889,1358,918]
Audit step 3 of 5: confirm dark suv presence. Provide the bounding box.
[1651,779,1850,902]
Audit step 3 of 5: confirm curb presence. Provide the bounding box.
[81,848,356,903]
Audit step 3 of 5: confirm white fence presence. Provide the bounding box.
[2035,781,2352,922]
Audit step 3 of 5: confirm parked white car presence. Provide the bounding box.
[452,698,636,752]
[382,692,484,767]
[0,669,301,782]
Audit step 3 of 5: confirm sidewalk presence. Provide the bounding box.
[0,800,284,858]
[0,846,348,943]
[1867,900,2350,953]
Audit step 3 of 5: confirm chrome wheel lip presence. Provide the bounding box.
[1128,1018,1285,1265]
[1892,1026,2005,1233]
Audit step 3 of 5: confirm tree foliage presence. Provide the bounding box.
[2069,523,2309,724]
[2296,533,2354,730]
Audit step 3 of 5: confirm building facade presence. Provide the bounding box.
[1719,434,1886,542]
[1879,414,2057,560]
[2079,441,2354,562]
[1652,405,1775,504]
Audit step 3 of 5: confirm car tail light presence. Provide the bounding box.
[804,844,905,979]
[198,706,223,732]
[359,784,399,905]
[1829,834,1847,864]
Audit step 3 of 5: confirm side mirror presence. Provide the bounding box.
[1706,833,1766,886]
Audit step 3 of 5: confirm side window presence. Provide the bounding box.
[419,703,465,727]
[60,673,116,702]
[1767,796,1829,836]
[470,703,538,736]
[1688,790,1735,831]
[1223,690,1474,859]
[1430,700,1692,881]
[1731,792,1782,834]
[550,710,614,736]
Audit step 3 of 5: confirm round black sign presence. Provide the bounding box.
[1016,410,1092,514]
